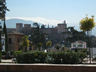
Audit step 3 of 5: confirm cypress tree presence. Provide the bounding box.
[3,20,8,52]
[0,35,1,52]
[0,0,9,52]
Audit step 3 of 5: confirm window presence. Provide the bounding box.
[73,44,76,48]
[17,39,20,43]
[78,44,82,47]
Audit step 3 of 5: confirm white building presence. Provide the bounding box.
[71,41,87,49]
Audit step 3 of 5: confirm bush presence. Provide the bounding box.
[2,51,6,55]
[14,51,23,57]
[16,51,87,64]
[16,51,47,63]
[46,52,87,64]
[0,52,1,62]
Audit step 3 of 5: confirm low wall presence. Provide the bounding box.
[0,64,96,72]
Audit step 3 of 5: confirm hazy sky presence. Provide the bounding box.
[6,0,96,26]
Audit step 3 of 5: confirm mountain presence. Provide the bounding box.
[5,18,34,28]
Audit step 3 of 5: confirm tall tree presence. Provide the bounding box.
[41,24,46,29]
[0,0,9,20]
[66,27,86,46]
[0,0,9,53]
[21,36,29,52]
[0,0,9,52]
[3,22,8,52]
[0,23,2,51]
[80,16,95,63]
[31,23,46,50]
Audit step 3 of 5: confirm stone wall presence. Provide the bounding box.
[0,64,96,72]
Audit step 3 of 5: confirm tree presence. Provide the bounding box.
[66,27,86,47]
[3,22,8,52]
[80,16,96,63]
[46,40,52,49]
[31,23,46,50]
[61,46,67,51]
[41,24,46,29]
[0,0,9,20]
[80,16,95,35]
[21,36,29,52]
[55,44,60,50]
[0,23,2,51]
[37,42,43,51]
[0,0,9,14]
[0,0,9,53]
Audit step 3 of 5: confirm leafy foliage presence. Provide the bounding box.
[3,23,8,52]
[55,44,61,50]
[0,0,9,53]
[41,24,46,29]
[46,40,52,48]
[0,0,9,19]
[20,36,29,52]
[31,23,46,50]
[16,51,47,63]
[0,52,1,62]
[80,16,95,31]
[47,51,87,64]
[14,50,23,57]
[15,51,87,64]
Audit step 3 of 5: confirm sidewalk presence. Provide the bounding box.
[1,59,13,63]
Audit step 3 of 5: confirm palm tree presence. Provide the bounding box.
[80,16,95,63]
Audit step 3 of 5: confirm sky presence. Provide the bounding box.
[6,0,96,27]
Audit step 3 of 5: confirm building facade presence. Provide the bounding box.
[8,32,24,51]
[71,41,87,49]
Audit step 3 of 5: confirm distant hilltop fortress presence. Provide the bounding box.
[7,20,72,44]
[8,20,68,33]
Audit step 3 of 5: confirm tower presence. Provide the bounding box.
[57,20,67,33]
[16,23,23,32]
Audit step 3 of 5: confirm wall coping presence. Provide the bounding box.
[0,64,96,67]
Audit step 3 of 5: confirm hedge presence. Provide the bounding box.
[0,52,1,62]
[15,51,87,64]
[47,52,87,64]
[16,51,47,63]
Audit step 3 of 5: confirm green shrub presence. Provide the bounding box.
[14,51,23,57]
[16,51,47,63]
[2,51,6,55]
[0,52,1,62]
[16,51,87,64]
[93,57,96,61]
[46,52,87,64]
